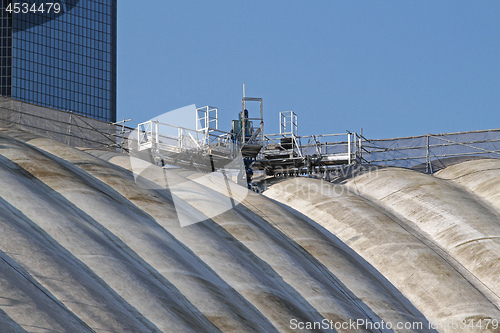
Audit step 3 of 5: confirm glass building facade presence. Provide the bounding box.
[0,0,116,122]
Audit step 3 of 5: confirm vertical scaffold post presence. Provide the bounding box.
[348,133,352,164]
[242,83,246,144]
[66,113,73,145]
[359,128,363,164]
[259,98,264,144]
[426,134,433,174]
[119,118,125,152]
[154,121,159,148]
[215,107,218,131]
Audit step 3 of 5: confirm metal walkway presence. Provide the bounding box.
[135,104,362,178]
[253,111,362,176]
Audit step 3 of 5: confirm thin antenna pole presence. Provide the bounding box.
[242,83,246,111]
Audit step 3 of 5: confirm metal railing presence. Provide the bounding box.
[196,106,218,132]
[280,111,298,136]
[0,100,133,151]
[363,129,500,173]
[262,132,361,164]
[136,119,238,159]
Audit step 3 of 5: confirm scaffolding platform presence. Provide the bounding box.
[134,101,362,178]
[136,99,265,172]
[253,111,362,176]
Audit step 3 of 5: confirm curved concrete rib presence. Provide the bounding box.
[263,176,500,333]
[0,194,160,333]
[2,126,500,333]
[0,131,280,332]
[12,130,397,332]
[340,166,500,305]
[19,135,358,332]
[0,249,91,333]
[4,130,336,332]
[435,158,500,212]
[0,133,217,333]
[166,169,434,332]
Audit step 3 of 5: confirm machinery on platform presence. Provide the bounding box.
[253,111,363,176]
[134,87,362,188]
[135,90,264,178]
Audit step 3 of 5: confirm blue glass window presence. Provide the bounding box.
[0,0,116,122]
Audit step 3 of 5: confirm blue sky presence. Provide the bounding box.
[117,1,500,139]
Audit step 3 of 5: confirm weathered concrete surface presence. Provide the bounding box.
[340,167,500,304]
[264,176,500,333]
[435,158,500,212]
[169,168,432,331]
[1,126,499,332]
[13,129,424,332]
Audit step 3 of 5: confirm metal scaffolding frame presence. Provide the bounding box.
[254,111,362,175]
[279,111,298,137]
[0,98,133,151]
[196,106,218,132]
[362,129,500,173]
[136,114,240,171]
